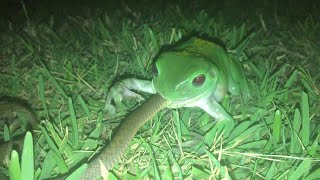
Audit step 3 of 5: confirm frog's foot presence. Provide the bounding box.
[104,103,117,115]
[105,82,145,114]
[196,97,235,136]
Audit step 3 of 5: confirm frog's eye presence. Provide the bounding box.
[152,64,158,76]
[192,74,205,86]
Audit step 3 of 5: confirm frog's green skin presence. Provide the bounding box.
[80,37,249,179]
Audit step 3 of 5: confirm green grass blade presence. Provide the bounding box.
[169,151,183,179]
[192,166,210,179]
[308,134,319,156]
[146,142,161,180]
[276,169,290,180]
[300,92,310,146]
[265,162,276,180]
[173,110,182,150]
[305,167,320,180]
[228,120,251,141]
[234,32,256,54]
[21,132,34,180]
[38,74,49,118]
[77,95,91,117]
[40,126,68,173]
[9,150,21,180]
[288,160,311,180]
[272,110,282,144]
[39,59,68,99]
[227,123,263,147]
[162,159,173,179]
[65,163,88,180]
[284,70,298,88]
[68,97,79,149]
[39,151,58,179]
[248,62,263,80]
[237,140,267,149]
[291,108,302,154]
[3,125,10,141]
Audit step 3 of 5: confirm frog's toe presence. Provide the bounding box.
[105,104,116,115]
[122,89,144,101]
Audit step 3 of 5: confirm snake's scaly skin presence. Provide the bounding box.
[79,94,170,179]
[0,97,38,180]
[0,97,38,129]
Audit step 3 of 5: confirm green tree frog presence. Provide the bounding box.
[106,37,249,125]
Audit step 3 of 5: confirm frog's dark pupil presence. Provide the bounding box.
[152,64,158,75]
[192,74,205,86]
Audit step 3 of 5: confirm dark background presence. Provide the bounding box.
[1,0,319,24]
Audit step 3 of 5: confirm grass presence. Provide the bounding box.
[0,1,319,180]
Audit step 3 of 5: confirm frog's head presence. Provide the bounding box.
[152,51,219,107]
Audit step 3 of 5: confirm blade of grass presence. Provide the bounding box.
[77,95,91,117]
[308,134,319,156]
[39,151,58,179]
[226,123,264,148]
[300,92,310,146]
[265,161,276,180]
[192,166,210,179]
[162,159,173,179]
[172,110,183,155]
[250,161,258,180]
[145,142,160,180]
[237,140,267,149]
[288,160,311,180]
[148,26,160,52]
[291,108,302,154]
[272,110,282,144]
[228,120,251,141]
[169,150,183,179]
[68,97,79,149]
[45,121,73,157]
[205,148,221,168]
[9,150,21,180]
[4,125,10,141]
[248,62,263,80]
[134,164,142,179]
[233,32,256,55]
[21,132,34,180]
[65,163,88,180]
[40,126,68,173]
[304,167,320,180]
[276,169,290,180]
[38,74,49,119]
[39,59,68,99]
[284,70,298,88]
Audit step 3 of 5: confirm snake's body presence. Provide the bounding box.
[0,97,38,129]
[80,94,170,179]
[0,94,170,179]
[0,97,39,180]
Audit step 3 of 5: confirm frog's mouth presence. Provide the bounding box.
[158,86,215,108]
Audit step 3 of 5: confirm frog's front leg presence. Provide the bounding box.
[196,96,235,133]
[105,78,156,114]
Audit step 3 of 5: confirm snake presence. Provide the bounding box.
[0,94,170,179]
[79,94,170,179]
